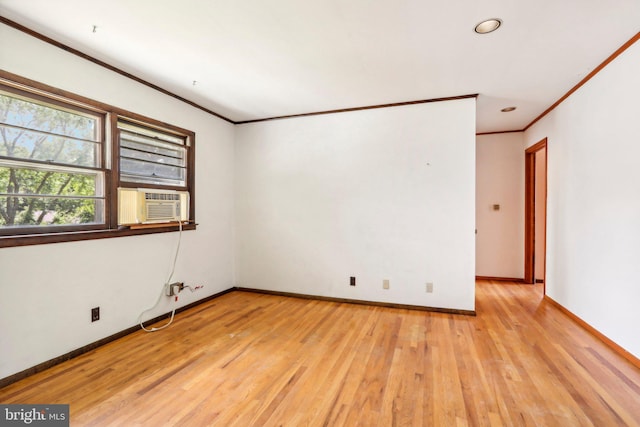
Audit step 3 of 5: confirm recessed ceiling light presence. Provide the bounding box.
[501,106,517,112]
[475,19,502,34]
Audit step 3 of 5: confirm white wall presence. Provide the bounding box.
[525,39,640,358]
[235,99,476,311]
[475,133,524,279]
[0,24,236,379]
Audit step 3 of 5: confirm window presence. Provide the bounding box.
[0,87,106,233]
[0,73,195,247]
[118,121,188,188]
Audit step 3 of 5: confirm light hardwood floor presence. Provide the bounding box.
[1,281,639,426]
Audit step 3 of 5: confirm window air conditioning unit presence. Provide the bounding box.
[118,188,189,225]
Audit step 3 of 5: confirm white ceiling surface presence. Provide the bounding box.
[1,1,639,132]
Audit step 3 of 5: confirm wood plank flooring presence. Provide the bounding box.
[1,280,639,426]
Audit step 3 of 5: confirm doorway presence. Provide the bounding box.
[524,138,547,289]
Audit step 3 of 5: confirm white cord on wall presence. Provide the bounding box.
[137,221,184,332]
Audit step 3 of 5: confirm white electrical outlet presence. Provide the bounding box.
[383,279,390,289]
[426,282,434,293]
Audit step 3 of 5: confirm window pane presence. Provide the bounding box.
[120,147,184,167]
[0,124,99,168]
[121,136,185,159]
[1,92,99,142]
[120,158,185,186]
[118,122,184,145]
[0,196,103,227]
[0,166,101,197]
[0,165,104,228]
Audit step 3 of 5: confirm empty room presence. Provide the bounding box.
[1,1,639,425]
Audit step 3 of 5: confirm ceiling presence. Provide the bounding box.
[1,1,639,133]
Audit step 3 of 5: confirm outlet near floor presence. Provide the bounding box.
[91,307,100,322]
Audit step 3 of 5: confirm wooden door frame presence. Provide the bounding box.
[524,138,547,287]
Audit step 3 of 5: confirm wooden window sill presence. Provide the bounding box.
[0,223,196,248]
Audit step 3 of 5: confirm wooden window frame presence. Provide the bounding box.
[0,71,196,248]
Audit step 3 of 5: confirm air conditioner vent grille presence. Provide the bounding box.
[145,192,180,201]
[147,202,180,221]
